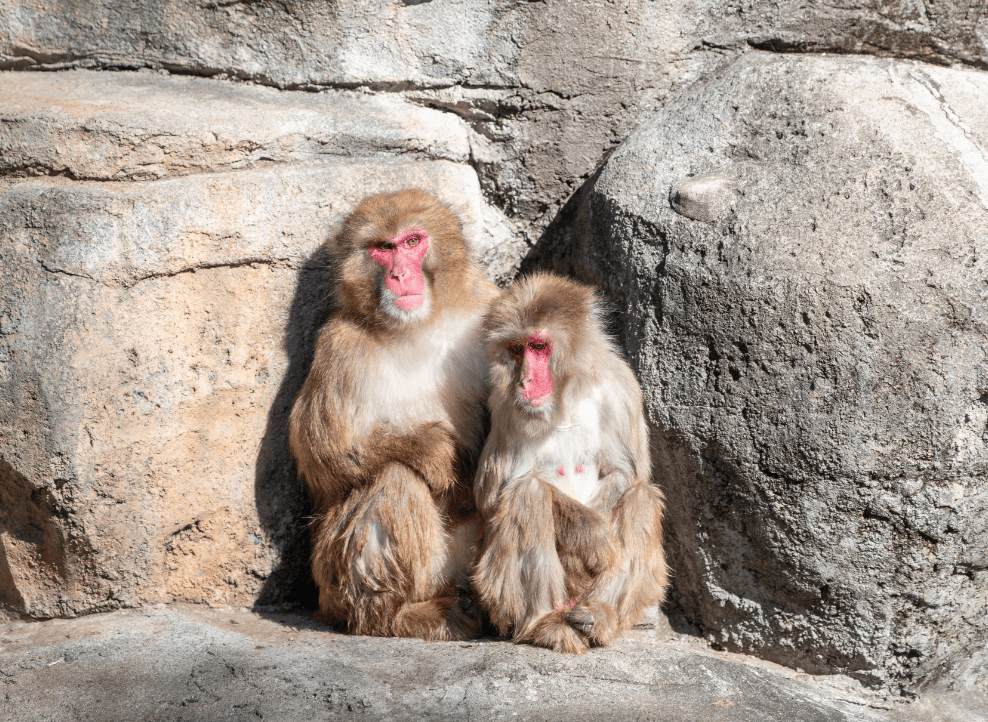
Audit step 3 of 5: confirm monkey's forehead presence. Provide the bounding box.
[351,216,436,244]
[490,319,567,341]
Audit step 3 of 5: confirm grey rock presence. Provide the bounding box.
[1,604,967,722]
[535,52,988,695]
[0,69,519,281]
[670,173,737,222]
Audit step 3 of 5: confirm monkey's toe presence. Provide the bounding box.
[437,601,482,641]
[390,594,481,642]
[567,601,619,647]
[566,607,596,636]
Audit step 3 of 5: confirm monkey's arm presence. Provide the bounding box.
[551,488,617,576]
[473,429,515,518]
[289,336,363,508]
[363,422,459,495]
[590,368,653,514]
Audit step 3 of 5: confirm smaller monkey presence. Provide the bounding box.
[473,273,667,653]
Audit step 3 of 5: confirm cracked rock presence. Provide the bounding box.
[3,0,987,250]
[1,605,955,722]
[537,52,988,696]
[0,70,472,181]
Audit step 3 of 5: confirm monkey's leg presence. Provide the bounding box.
[392,511,483,642]
[551,487,618,589]
[310,499,361,631]
[315,463,474,640]
[474,476,589,654]
[568,483,668,646]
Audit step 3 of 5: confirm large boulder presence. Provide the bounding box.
[537,52,988,695]
[6,0,984,251]
[0,70,506,619]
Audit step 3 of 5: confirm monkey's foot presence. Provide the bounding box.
[567,600,619,647]
[391,598,479,642]
[435,601,482,641]
[518,610,590,654]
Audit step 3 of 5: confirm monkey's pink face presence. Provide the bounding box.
[506,332,555,409]
[368,227,430,311]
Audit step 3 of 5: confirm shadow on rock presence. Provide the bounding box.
[252,244,339,611]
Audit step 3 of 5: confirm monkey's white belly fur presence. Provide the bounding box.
[511,394,604,506]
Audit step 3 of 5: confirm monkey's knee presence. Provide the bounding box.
[365,463,448,589]
[316,468,449,635]
[552,492,618,586]
[615,484,665,528]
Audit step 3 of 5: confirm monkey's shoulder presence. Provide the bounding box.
[314,314,370,348]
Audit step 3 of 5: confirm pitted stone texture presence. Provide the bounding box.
[537,53,988,695]
[0,158,492,620]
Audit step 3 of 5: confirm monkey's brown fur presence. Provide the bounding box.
[290,189,496,640]
[473,273,668,653]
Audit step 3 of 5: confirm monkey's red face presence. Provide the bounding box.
[368,227,430,312]
[506,332,555,408]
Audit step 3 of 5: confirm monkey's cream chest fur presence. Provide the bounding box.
[356,308,489,445]
[510,393,605,506]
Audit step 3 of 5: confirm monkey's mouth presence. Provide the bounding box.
[394,294,425,310]
[527,393,552,407]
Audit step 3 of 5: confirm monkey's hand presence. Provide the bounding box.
[552,491,618,576]
[363,422,459,495]
[414,421,460,495]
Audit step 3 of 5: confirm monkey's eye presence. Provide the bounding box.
[529,342,548,351]
[374,241,396,250]
[506,343,524,357]
[406,236,420,247]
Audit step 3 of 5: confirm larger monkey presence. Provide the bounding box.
[290,189,497,640]
[474,273,667,653]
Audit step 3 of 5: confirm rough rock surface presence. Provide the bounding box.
[0,70,516,277]
[0,70,509,620]
[534,52,988,695]
[5,0,985,251]
[5,605,981,722]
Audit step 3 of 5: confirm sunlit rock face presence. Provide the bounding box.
[0,70,507,619]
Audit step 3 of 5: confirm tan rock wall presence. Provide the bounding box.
[0,72,505,617]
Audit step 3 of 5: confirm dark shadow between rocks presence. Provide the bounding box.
[252,243,339,612]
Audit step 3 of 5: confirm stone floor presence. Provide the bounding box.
[0,605,984,722]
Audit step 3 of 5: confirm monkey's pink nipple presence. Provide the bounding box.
[394,294,424,310]
[576,463,584,473]
[557,466,565,476]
